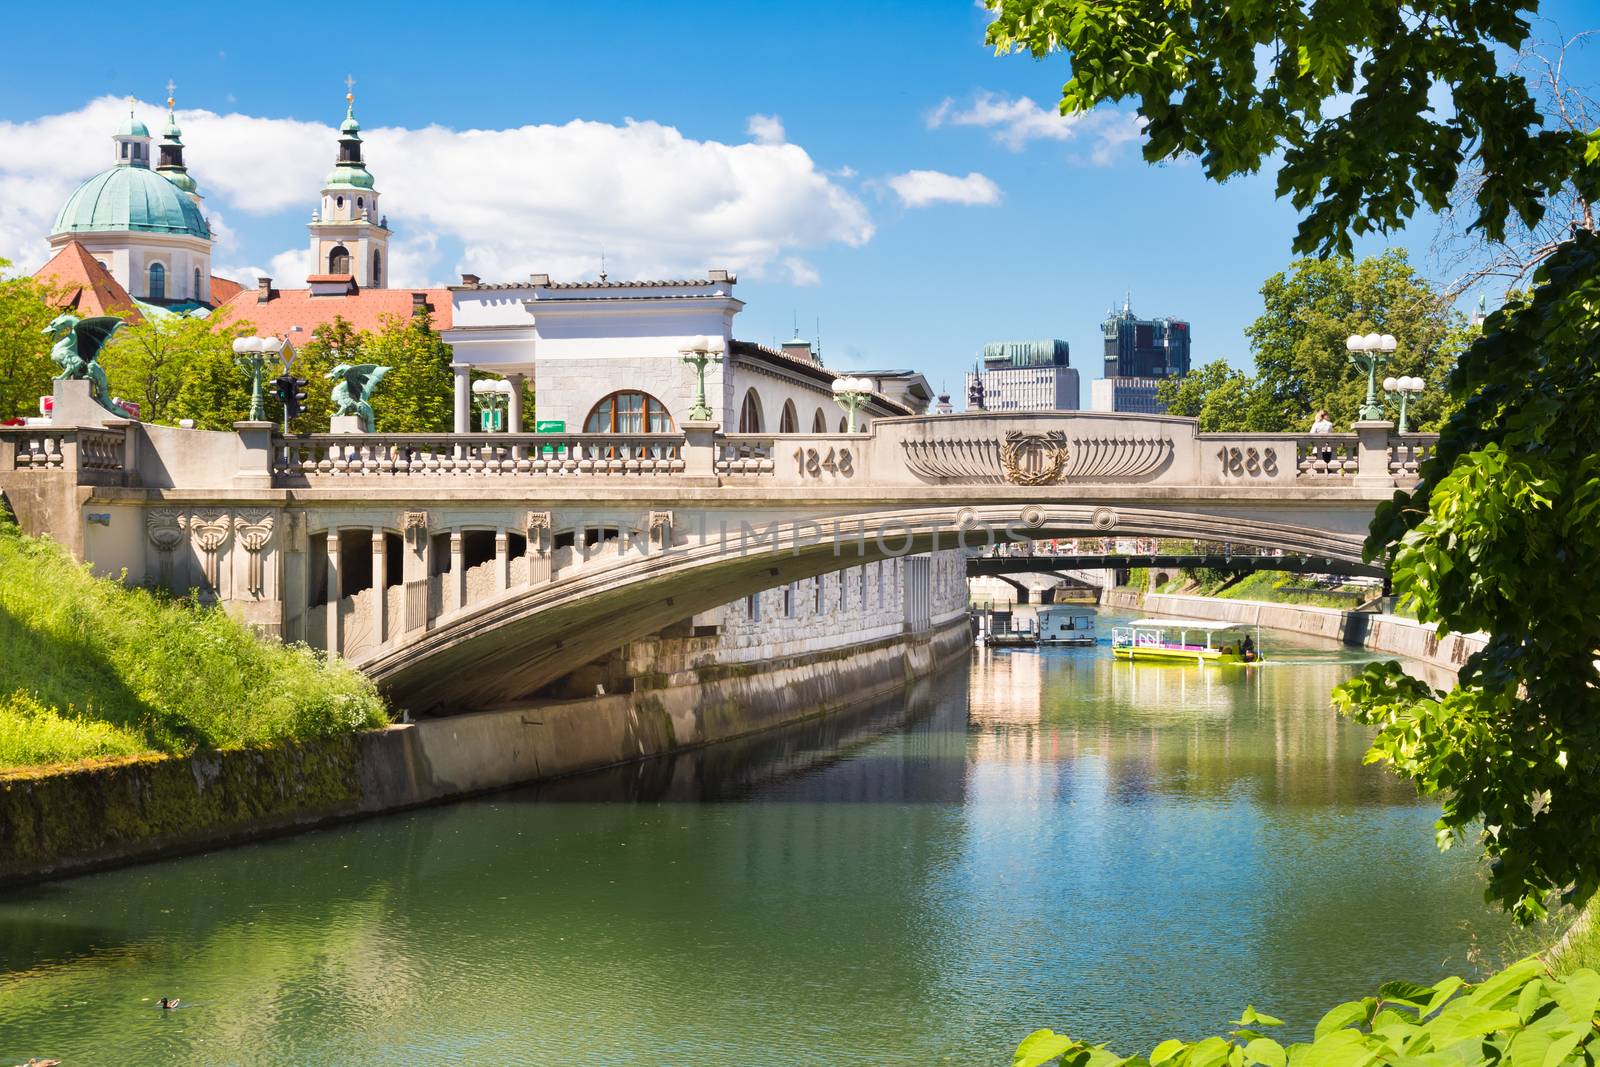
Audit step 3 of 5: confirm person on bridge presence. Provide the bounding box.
[1310,409,1335,464]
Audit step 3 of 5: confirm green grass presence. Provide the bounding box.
[0,517,387,770]
[1151,568,1381,609]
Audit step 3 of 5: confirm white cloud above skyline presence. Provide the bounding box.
[927,91,1145,162]
[885,170,1001,208]
[0,96,873,288]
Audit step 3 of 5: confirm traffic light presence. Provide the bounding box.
[272,375,309,427]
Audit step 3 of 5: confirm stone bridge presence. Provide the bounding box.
[1,396,1432,714]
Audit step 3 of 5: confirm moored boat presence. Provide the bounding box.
[1110,618,1263,664]
[1037,607,1096,646]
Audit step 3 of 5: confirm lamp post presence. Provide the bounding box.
[680,335,725,422]
[232,335,285,422]
[470,378,514,431]
[1382,374,1425,434]
[832,376,873,432]
[1345,331,1398,422]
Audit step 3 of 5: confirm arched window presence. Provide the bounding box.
[780,400,798,434]
[838,416,847,432]
[336,195,344,210]
[371,249,382,287]
[193,267,202,300]
[739,389,764,432]
[812,409,827,433]
[357,197,364,210]
[328,245,350,275]
[585,391,674,433]
[147,262,165,301]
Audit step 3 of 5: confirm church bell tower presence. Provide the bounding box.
[307,77,390,288]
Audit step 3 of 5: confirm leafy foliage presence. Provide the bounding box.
[101,310,255,428]
[985,0,1596,258]
[263,313,459,433]
[1013,959,1597,1067]
[0,260,60,421]
[1334,233,1600,922]
[1156,253,1472,432]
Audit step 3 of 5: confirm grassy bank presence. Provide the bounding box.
[1120,567,1389,611]
[0,518,386,770]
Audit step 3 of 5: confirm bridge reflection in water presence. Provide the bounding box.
[0,620,1509,1067]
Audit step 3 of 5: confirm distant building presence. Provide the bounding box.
[964,339,1079,412]
[1093,296,1190,413]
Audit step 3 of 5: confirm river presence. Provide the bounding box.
[0,611,1512,1066]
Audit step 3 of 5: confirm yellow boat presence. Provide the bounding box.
[1111,618,1263,665]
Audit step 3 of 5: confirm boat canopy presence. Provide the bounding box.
[1126,618,1249,631]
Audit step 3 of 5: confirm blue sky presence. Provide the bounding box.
[3,0,1596,397]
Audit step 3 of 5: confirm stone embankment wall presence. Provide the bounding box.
[0,617,970,886]
[1101,588,1485,672]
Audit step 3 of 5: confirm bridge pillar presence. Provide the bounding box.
[371,530,387,646]
[683,419,719,478]
[1354,421,1396,487]
[494,528,509,593]
[324,530,341,655]
[449,531,465,613]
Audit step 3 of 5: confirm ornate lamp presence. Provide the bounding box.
[1382,374,1425,434]
[832,376,873,432]
[1345,332,1398,422]
[471,378,514,431]
[233,335,285,422]
[679,335,724,422]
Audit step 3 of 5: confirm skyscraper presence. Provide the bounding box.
[964,339,1079,412]
[1091,295,1191,414]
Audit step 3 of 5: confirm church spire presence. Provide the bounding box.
[308,76,389,287]
[112,95,151,168]
[155,80,199,200]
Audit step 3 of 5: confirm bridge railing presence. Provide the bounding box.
[1388,434,1436,478]
[0,426,129,478]
[271,432,687,479]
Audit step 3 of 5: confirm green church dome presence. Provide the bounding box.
[323,163,376,189]
[51,165,210,239]
[116,116,150,138]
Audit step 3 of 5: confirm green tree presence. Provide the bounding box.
[102,311,254,427]
[0,262,59,422]
[1155,359,1275,432]
[986,0,1600,921]
[1248,251,1472,431]
[364,311,454,433]
[278,317,363,432]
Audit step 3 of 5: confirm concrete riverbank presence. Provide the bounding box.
[0,617,971,886]
[1101,587,1486,673]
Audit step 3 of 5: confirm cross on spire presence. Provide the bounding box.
[345,74,356,104]
[166,79,176,111]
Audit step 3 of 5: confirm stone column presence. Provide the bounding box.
[495,527,510,593]
[325,529,341,655]
[449,531,465,613]
[232,421,275,490]
[683,419,719,480]
[1353,420,1396,488]
[402,512,430,632]
[452,362,472,435]
[371,530,387,645]
[507,374,525,433]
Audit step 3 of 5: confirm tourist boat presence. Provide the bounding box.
[1110,618,1263,664]
[1036,607,1096,646]
[978,609,1038,648]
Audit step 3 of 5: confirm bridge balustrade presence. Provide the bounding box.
[1387,434,1436,478]
[0,426,128,476]
[271,432,686,479]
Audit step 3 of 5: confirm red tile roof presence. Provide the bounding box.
[213,286,453,337]
[33,240,143,323]
[209,275,244,305]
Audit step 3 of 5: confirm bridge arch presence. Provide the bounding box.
[362,502,1371,715]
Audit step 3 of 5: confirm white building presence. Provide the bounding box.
[441,272,928,434]
[964,339,1080,412]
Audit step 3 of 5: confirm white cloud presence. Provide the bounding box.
[0,96,873,287]
[886,170,1001,208]
[927,91,1145,161]
[782,256,820,286]
[746,113,786,145]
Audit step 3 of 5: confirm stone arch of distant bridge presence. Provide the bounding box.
[361,501,1372,715]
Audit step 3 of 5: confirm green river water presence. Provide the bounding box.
[0,612,1512,1065]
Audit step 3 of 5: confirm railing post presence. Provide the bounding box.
[0,432,15,472]
[58,431,80,474]
[1353,420,1396,488]
[683,419,719,479]
[233,421,276,489]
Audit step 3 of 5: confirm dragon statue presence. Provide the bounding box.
[44,313,124,415]
[328,363,390,430]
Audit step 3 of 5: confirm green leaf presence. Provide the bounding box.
[1429,1009,1524,1048]
[1315,1001,1369,1040]
[1466,959,1544,1010]
[1015,1030,1077,1067]
[1301,1028,1376,1067]
[1238,1006,1286,1028]
[1245,1038,1287,1067]
[1547,969,1600,1027]
[1540,1025,1586,1067]
[1151,1040,1187,1065]
[1188,1037,1233,1067]
[1378,980,1437,1007]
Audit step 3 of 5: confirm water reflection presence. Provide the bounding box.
[0,614,1510,1067]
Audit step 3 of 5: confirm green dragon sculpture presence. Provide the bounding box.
[44,313,124,415]
[328,363,390,430]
